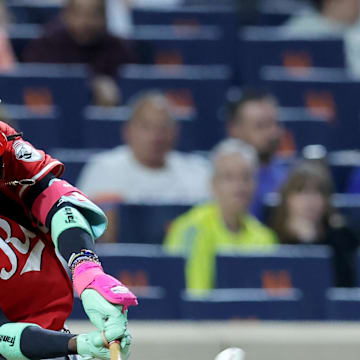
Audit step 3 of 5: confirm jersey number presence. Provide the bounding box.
[0,219,44,280]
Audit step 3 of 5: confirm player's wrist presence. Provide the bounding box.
[68,248,101,275]
[68,336,78,354]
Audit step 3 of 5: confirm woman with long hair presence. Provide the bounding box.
[271,159,359,287]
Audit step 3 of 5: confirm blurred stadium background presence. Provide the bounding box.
[4,0,360,359]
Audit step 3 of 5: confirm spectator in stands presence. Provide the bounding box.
[77,91,211,204]
[284,0,360,36]
[282,0,360,76]
[226,88,288,221]
[0,0,16,71]
[164,139,278,291]
[23,0,137,106]
[270,159,359,287]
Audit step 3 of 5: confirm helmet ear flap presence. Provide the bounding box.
[0,131,7,156]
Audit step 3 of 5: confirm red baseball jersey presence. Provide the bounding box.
[0,122,74,330]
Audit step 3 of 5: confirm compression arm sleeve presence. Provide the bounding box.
[20,326,75,359]
[46,202,96,262]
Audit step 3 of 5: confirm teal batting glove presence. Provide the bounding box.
[81,289,131,353]
[77,331,109,360]
[77,330,131,360]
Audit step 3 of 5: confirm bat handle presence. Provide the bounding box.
[110,340,122,360]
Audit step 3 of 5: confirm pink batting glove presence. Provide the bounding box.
[73,262,138,311]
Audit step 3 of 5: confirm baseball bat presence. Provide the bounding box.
[110,341,122,360]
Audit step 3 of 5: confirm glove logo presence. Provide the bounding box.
[0,335,15,347]
[111,285,130,294]
[13,140,43,162]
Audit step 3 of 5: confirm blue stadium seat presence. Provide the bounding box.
[256,11,292,26]
[8,3,60,24]
[132,7,237,28]
[0,64,90,148]
[181,288,305,320]
[3,104,61,151]
[216,246,333,319]
[49,148,98,185]
[8,24,41,61]
[238,29,344,84]
[345,167,360,194]
[261,67,360,151]
[116,203,192,244]
[325,288,360,320]
[132,7,238,68]
[279,107,332,152]
[117,65,230,150]
[134,25,231,65]
[70,244,185,319]
[332,194,360,230]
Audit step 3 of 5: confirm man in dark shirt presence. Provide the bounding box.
[23,0,137,106]
[226,88,288,221]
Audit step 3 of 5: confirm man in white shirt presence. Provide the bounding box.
[77,92,211,204]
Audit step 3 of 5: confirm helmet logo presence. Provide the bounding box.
[13,140,43,162]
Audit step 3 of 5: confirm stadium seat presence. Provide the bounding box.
[327,151,359,193]
[116,203,192,244]
[279,107,332,152]
[134,25,231,65]
[216,246,333,319]
[238,29,344,84]
[8,3,61,25]
[331,194,360,231]
[325,288,360,321]
[261,67,360,151]
[49,148,99,185]
[0,64,90,148]
[344,165,360,194]
[3,104,61,151]
[256,10,292,26]
[8,24,41,61]
[181,288,305,320]
[132,7,237,28]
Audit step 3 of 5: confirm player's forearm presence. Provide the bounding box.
[46,200,96,262]
[20,326,76,359]
[0,323,77,360]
